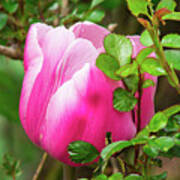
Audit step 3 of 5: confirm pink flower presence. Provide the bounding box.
[19,21,156,166]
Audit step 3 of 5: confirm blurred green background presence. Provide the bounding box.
[0,0,180,179]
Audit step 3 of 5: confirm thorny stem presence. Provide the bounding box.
[32,152,48,180]
[134,68,143,166]
[150,29,180,94]
[137,71,143,133]
[147,2,180,94]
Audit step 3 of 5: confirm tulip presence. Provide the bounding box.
[19,21,156,166]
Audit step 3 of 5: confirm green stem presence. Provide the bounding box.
[143,155,149,180]
[117,157,126,175]
[148,26,180,94]
[146,1,180,94]
[134,68,143,166]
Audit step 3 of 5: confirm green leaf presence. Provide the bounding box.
[136,47,154,65]
[140,30,153,47]
[109,172,123,180]
[143,144,159,158]
[142,79,155,88]
[163,105,180,117]
[131,137,148,145]
[163,116,179,133]
[174,133,180,145]
[174,115,180,125]
[1,154,22,178]
[93,174,108,180]
[156,0,176,11]
[155,136,175,152]
[149,112,168,132]
[124,174,143,180]
[136,128,150,138]
[0,13,8,30]
[2,0,18,13]
[91,0,104,9]
[160,145,180,158]
[165,50,180,70]
[85,9,105,23]
[150,172,167,180]
[101,141,132,160]
[101,0,124,9]
[96,54,120,80]
[68,141,99,164]
[162,12,180,21]
[116,61,138,77]
[126,0,148,16]
[113,88,137,112]
[104,34,132,66]
[141,58,166,76]
[162,34,180,48]
[123,75,139,93]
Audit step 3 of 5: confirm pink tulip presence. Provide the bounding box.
[19,21,156,166]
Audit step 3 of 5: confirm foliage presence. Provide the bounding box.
[1,0,180,179]
[68,0,180,179]
[1,153,22,178]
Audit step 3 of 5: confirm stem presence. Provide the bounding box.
[144,155,149,180]
[110,157,119,174]
[0,45,23,60]
[131,109,136,124]
[18,0,24,14]
[32,152,48,180]
[148,24,180,94]
[117,157,126,175]
[12,173,16,180]
[63,164,75,180]
[38,1,45,22]
[61,0,69,17]
[137,72,143,133]
[134,69,143,166]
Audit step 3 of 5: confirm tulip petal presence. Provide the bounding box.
[56,38,98,87]
[20,23,52,129]
[21,26,75,142]
[44,64,136,166]
[70,21,109,52]
[24,23,52,71]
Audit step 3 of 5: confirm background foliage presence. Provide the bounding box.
[0,0,180,179]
